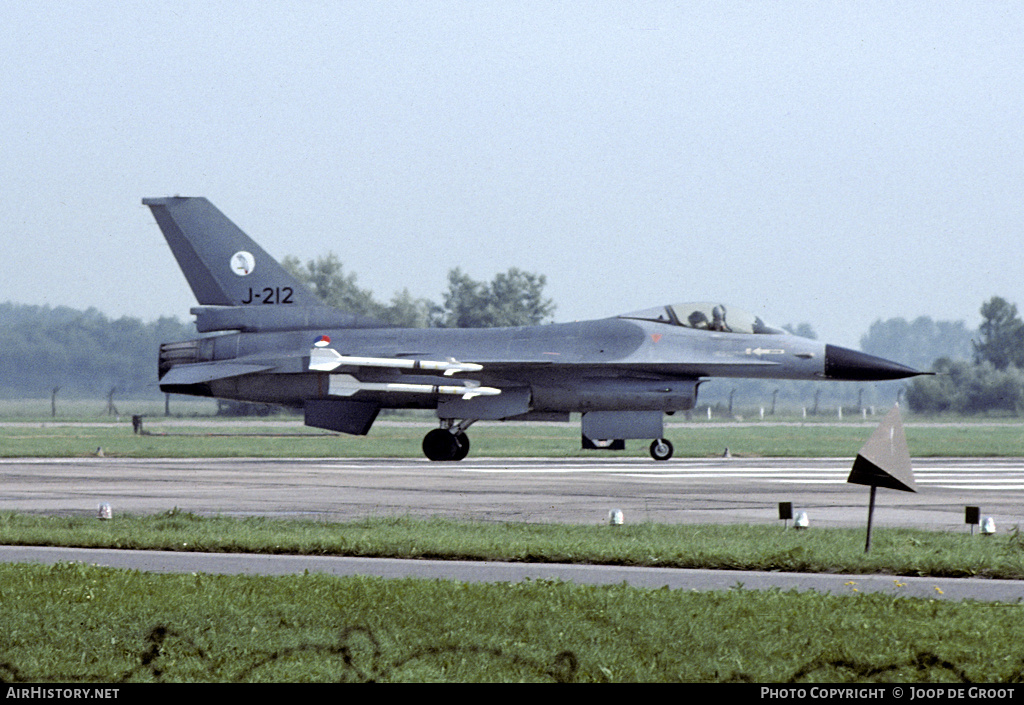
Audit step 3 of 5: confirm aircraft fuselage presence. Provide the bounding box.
[162,315,838,414]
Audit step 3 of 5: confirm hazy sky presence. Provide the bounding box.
[2,1,1022,348]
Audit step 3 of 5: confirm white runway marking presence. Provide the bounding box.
[453,459,1024,492]
[10,457,1024,492]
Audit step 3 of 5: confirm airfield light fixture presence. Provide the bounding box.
[608,509,624,526]
[981,517,997,536]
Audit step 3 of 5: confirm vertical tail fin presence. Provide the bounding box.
[143,197,320,307]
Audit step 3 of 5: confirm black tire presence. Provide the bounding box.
[650,438,673,461]
[452,432,471,460]
[423,428,459,461]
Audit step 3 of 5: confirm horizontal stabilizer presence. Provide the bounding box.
[159,361,276,386]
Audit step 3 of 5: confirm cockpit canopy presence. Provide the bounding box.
[619,302,788,335]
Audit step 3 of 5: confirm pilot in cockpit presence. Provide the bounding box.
[687,310,710,329]
[686,305,730,332]
[710,305,729,332]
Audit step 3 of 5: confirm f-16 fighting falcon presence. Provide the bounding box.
[145,197,927,461]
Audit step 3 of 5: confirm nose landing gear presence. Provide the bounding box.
[649,438,674,461]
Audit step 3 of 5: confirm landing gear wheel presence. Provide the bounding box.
[650,438,674,461]
[423,428,457,461]
[422,428,469,461]
[452,432,470,460]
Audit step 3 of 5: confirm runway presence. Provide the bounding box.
[2,456,1023,531]
[3,456,1024,601]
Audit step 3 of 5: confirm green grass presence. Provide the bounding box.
[0,397,220,419]
[3,512,1024,580]
[5,416,1024,457]
[0,561,1022,682]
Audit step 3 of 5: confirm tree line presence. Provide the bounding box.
[0,303,194,399]
[281,253,555,328]
[845,297,1024,416]
[904,297,1024,415]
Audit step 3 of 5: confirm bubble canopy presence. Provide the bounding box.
[619,302,788,335]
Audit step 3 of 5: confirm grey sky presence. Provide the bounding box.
[2,1,1021,349]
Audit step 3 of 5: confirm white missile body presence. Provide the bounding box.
[327,374,500,400]
[309,347,483,376]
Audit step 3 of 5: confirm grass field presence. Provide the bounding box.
[4,412,1024,458]
[2,560,1023,682]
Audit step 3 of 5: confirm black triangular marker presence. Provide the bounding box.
[847,405,916,493]
[848,405,917,552]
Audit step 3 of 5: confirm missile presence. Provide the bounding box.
[328,374,501,400]
[309,347,483,376]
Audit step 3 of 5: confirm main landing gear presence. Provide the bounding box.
[422,420,476,461]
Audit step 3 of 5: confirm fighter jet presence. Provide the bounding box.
[145,197,927,461]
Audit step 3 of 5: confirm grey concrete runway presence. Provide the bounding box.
[1,456,1023,531]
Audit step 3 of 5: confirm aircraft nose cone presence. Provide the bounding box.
[824,344,928,381]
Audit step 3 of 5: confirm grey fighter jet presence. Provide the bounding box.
[145,197,927,461]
